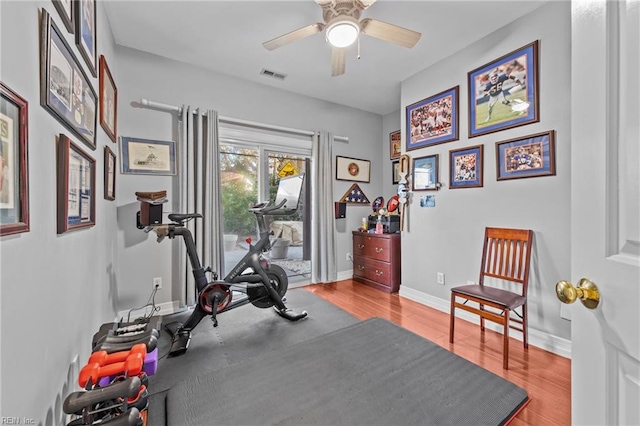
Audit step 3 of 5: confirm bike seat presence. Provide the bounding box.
[168,213,203,223]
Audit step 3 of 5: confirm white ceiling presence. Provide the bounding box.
[104,0,547,115]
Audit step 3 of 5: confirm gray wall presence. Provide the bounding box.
[0,1,120,423]
[113,45,382,313]
[399,2,571,341]
[0,0,571,423]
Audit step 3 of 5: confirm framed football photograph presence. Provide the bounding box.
[496,131,556,181]
[406,86,459,151]
[468,41,539,138]
[449,145,484,189]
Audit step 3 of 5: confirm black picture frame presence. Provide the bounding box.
[75,0,97,77]
[51,0,74,34]
[40,9,97,151]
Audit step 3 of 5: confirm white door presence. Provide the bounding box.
[570,1,640,424]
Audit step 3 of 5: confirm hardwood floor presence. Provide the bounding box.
[304,279,571,426]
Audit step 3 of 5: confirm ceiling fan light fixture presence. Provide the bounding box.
[326,17,360,48]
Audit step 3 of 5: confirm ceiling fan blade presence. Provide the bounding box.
[360,18,421,48]
[331,47,347,77]
[262,23,325,51]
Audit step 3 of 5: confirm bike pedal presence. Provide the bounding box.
[275,307,308,322]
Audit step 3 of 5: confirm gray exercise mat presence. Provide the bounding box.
[146,288,360,424]
[166,317,528,426]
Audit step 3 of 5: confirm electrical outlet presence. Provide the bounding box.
[346,253,353,261]
[153,277,162,289]
[437,272,445,285]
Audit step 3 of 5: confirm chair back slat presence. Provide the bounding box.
[479,228,533,296]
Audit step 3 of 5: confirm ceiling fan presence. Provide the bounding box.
[262,0,421,77]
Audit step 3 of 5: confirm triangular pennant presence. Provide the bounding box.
[340,184,370,204]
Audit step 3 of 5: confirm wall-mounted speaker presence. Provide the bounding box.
[334,202,346,219]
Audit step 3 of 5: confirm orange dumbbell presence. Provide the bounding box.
[78,353,143,388]
[88,343,147,367]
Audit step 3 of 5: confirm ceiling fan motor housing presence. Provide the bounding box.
[321,1,364,23]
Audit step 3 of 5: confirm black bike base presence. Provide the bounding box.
[164,321,192,357]
[274,307,308,322]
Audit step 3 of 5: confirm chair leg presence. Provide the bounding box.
[503,309,510,370]
[480,303,485,332]
[523,304,529,349]
[449,294,456,344]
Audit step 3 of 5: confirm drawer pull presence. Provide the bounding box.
[358,265,365,271]
[375,247,383,253]
[358,244,365,249]
[375,270,384,276]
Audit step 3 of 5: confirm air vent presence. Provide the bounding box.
[260,68,287,81]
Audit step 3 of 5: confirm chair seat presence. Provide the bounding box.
[451,285,525,310]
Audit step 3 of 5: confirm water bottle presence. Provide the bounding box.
[375,216,383,234]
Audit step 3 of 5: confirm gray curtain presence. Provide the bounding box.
[311,131,336,283]
[178,107,223,306]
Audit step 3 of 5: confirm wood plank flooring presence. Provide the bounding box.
[303,279,571,426]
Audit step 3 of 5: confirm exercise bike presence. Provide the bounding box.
[137,175,308,357]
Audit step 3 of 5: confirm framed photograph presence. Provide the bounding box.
[335,156,370,183]
[406,86,459,151]
[40,9,97,151]
[392,160,400,185]
[75,0,97,77]
[120,136,177,175]
[104,145,116,200]
[51,0,74,33]
[468,41,539,138]
[57,134,95,234]
[390,130,401,159]
[99,55,117,143]
[412,154,439,191]
[449,145,484,189]
[496,130,556,181]
[0,82,30,236]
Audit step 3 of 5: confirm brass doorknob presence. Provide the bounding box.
[555,278,600,309]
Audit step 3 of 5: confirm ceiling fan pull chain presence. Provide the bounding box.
[357,35,361,59]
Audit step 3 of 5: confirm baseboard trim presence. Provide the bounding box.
[399,286,572,359]
[117,300,186,321]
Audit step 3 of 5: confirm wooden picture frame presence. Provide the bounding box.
[449,145,484,189]
[104,145,116,200]
[335,156,370,183]
[120,136,177,175]
[406,86,459,151]
[496,130,556,181]
[75,0,97,77]
[0,82,30,236]
[99,55,117,143]
[412,154,439,191]
[468,41,539,138]
[390,130,401,160]
[392,160,400,185]
[40,9,97,151]
[57,134,95,233]
[51,0,74,33]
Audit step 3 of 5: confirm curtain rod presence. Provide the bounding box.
[139,98,348,142]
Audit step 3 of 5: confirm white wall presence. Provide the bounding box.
[0,1,120,423]
[113,46,382,315]
[399,2,571,341]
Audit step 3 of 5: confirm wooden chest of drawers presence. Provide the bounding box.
[352,231,401,293]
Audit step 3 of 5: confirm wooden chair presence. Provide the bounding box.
[449,227,534,369]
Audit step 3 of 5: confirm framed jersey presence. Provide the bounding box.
[468,41,539,138]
